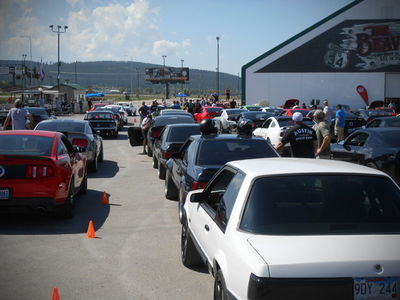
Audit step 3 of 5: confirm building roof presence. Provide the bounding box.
[59,83,86,90]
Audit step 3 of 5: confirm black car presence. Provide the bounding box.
[331,128,400,183]
[25,107,56,128]
[357,109,394,123]
[84,111,118,138]
[35,119,104,172]
[158,109,193,118]
[95,108,124,130]
[330,111,366,141]
[237,111,275,129]
[165,128,279,223]
[146,115,195,157]
[152,124,200,180]
[366,116,400,128]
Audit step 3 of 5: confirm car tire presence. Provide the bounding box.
[178,187,186,224]
[165,170,178,200]
[98,145,104,162]
[147,146,153,157]
[78,174,88,195]
[89,152,98,172]
[61,180,75,219]
[366,161,378,169]
[181,220,203,268]
[153,155,158,169]
[214,269,228,300]
[113,131,118,139]
[158,163,166,180]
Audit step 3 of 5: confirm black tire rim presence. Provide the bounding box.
[181,224,187,262]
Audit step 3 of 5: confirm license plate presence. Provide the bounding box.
[0,188,10,200]
[354,277,399,300]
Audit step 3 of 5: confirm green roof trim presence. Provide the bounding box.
[240,0,364,104]
[60,83,86,90]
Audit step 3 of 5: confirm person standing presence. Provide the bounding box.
[185,99,195,114]
[55,97,62,114]
[70,98,75,114]
[230,98,237,108]
[275,112,317,158]
[3,99,33,130]
[140,114,152,154]
[78,97,83,114]
[138,101,150,123]
[335,104,346,141]
[313,110,331,159]
[323,100,332,125]
[87,98,93,111]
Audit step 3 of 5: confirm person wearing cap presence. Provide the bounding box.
[275,112,317,158]
[313,109,331,159]
[3,99,33,130]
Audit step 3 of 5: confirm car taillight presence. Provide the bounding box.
[163,151,172,159]
[72,138,88,148]
[192,181,207,190]
[151,129,162,138]
[252,122,257,128]
[26,165,54,178]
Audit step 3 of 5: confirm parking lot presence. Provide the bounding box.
[0,114,213,300]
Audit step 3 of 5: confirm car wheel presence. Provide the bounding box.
[158,163,166,180]
[165,170,178,200]
[366,161,378,169]
[113,131,118,139]
[78,174,87,195]
[98,145,104,162]
[61,180,75,219]
[181,220,203,268]
[89,152,98,172]
[153,155,158,169]
[214,269,228,300]
[178,187,186,224]
[147,146,153,157]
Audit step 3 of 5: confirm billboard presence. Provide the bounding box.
[256,19,400,73]
[145,67,189,83]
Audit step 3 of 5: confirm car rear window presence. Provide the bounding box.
[153,116,194,126]
[36,122,85,133]
[205,107,222,113]
[197,139,278,165]
[242,112,273,120]
[86,113,113,120]
[240,174,400,235]
[0,135,53,156]
[167,127,200,142]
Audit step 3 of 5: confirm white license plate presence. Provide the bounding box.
[0,188,10,200]
[354,277,399,300]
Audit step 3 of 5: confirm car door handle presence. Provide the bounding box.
[204,224,210,231]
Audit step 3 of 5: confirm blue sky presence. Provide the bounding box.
[0,0,353,75]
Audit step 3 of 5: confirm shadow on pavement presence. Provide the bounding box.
[189,264,209,274]
[0,189,110,235]
[89,160,119,178]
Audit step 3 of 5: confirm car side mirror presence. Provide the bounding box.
[190,191,206,203]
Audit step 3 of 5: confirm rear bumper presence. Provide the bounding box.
[0,197,64,212]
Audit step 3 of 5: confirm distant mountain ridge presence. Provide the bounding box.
[0,60,240,96]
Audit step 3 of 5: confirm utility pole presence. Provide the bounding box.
[162,55,169,99]
[75,61,78,83]
[136,68,140,99]
[22,54,27,90]
[49,25,68,90]
[216,36,220,98]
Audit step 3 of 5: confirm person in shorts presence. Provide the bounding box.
[3,99,33,130]
[335,104,346,141]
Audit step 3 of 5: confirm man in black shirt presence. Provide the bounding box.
[275,112,317,158]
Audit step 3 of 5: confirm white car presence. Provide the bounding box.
[117,102,136,116]
[182,158,400,300]
[214,108,246,133]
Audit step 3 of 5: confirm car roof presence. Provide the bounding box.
[362,127,400,133]
[227,157,387,178]
[0,129,60,138]
[191,133,267,141]
[38,119,87,124]
[165,123,200,129]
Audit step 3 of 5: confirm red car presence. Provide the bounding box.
[0,130,87,218]
[89,103,107,112]
[194,106,223,123]
[282,108,310,117]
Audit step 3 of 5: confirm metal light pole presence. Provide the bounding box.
[181,59,184,93]
[237,72,240,97]
[20,35,32,86]
[49,25,68,91]
[216,36,220,98]
[22,54,27,90]
[162,55,168,99]
[136,68,140,99]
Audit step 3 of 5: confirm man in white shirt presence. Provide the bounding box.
[3,99,33,130]
[323,100,332,126]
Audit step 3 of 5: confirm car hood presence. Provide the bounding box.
[247,235,400,277]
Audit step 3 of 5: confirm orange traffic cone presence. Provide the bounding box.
[101,192,109,205]
[51,287,60,300]
[86,220,96,238]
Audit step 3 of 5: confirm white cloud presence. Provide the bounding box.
[152,40,179,56]
[182,39,190,49]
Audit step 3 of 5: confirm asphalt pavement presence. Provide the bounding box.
[0,114,213,300]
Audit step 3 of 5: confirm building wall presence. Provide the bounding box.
[247,72,385,108]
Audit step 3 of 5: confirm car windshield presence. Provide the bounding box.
[205,107,222,113]
[240,174,400,235]
[197,139,277,165]
[0,135,53,156]
[86,113,113,120]
[386,119,400,127]
[226,109,244,115]
[246,106,260,111]
[167,127,200,142]
[380,131,400,147]
[36,122,85,133]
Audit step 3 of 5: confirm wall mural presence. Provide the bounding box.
[256,19,400,73]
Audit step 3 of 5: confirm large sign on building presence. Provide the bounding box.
[145,67,189,83]
[256,19,400,73]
